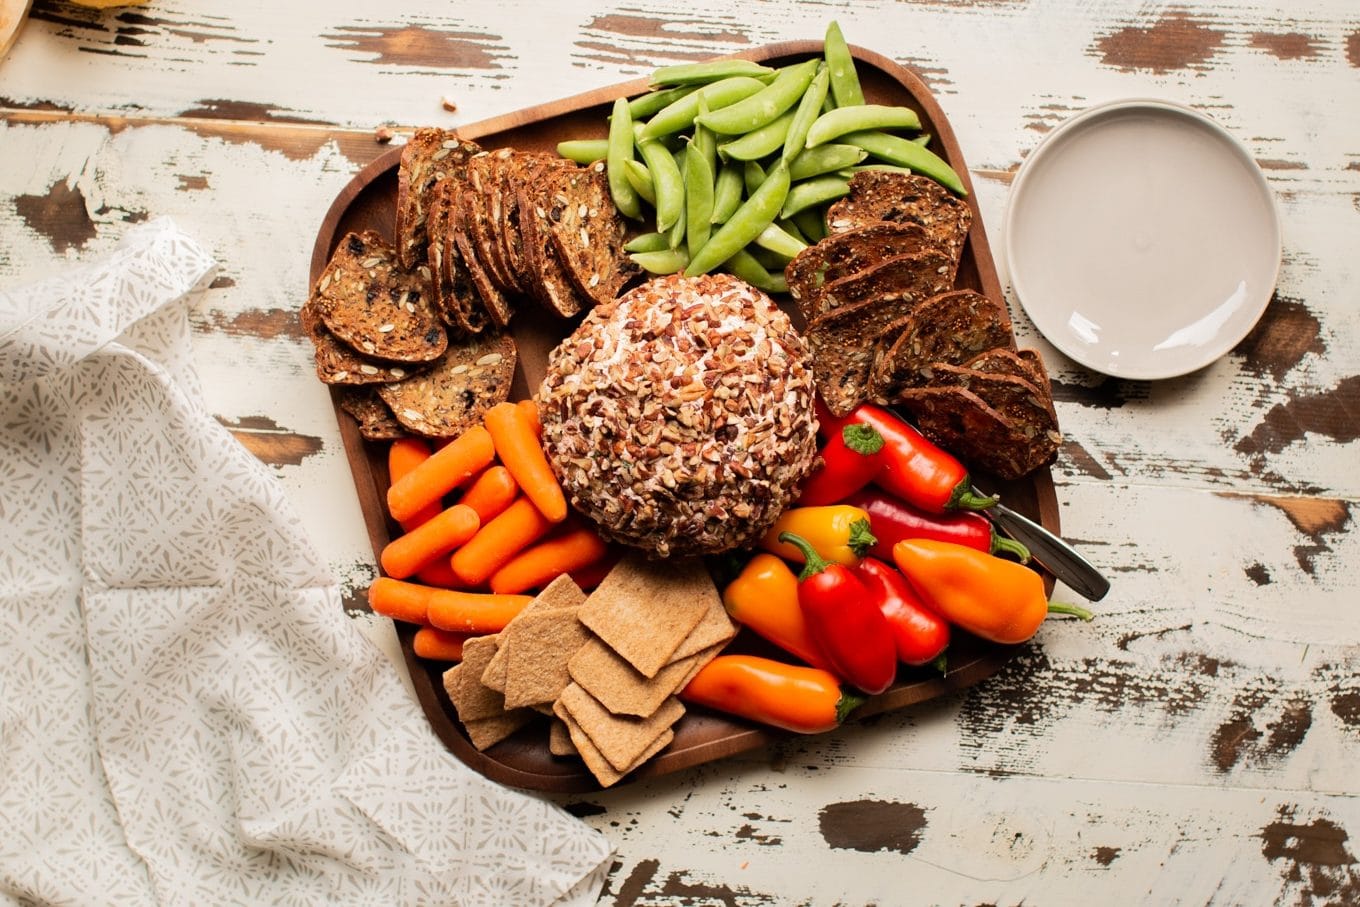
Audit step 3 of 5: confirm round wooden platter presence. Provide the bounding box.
[312,40,1060,793]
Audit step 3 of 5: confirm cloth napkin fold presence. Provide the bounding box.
[0,218,611,905]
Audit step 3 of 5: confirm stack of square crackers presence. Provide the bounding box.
[443,554,736,788]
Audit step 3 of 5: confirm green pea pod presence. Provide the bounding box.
[753,221,807,260]
[843,129,967,195]
[788,143,866,180]
[684,141,716,258]
[667,201,687,250]
[711,162,745,224]
[913,133,933,146]
[805,105,923,148]
[628,85,695,120]
[824,21,865,107]
[717,110,796,161]
[631,248,690,275]
[607,97,643,220]
[722,247,788,295]
[779,173,850,219]
[743,159,767,196]
[775,217,808,244]
[557,138,609,164]
[640,76,767,139]
[748,244,794,271]
[622,159,657,206]
[686,160,791,276]
[790,207,828,243]
[782,63,830,162]
[635,128,686,232]
[695,58,820,136]
[624,232,670,253]
[693,96,718,177]
[651,59,775,86]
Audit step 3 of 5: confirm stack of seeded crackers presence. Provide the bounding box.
[301,128,636,442]
[442,555,736,788]
[789,170,1061,479]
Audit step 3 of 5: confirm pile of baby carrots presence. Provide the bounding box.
[367,400,616,661]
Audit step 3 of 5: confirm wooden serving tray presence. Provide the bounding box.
[312,40,1059,793]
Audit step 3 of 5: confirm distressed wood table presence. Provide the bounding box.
[2,1,1356,903]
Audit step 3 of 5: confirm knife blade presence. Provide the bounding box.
[976,491,1110,602]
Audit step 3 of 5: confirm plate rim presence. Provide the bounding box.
[1003,96,1283,381]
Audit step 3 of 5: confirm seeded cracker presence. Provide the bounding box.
[577,554,714,679]
[807,292,925,418]
[540,162,639,307]
[302,300,421,386]
[395,129,480,269]
[870,289,1013,401]
[376,331,517,438]
[786,222,932,304]
[312,230,448,365]
[427,178,489,336]
[825,170,973,266]
[334,387,407,441]
[801,247,955,322]
[558,682,685,774]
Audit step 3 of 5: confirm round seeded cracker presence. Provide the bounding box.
[376,331,517,438]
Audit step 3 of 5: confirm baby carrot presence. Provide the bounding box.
[450,496,554,587]
[387,425,495,525]
[489,524,610,594]
[412,626,470,661]
[416,557,464,589]
[483,402,566,523]
[426,589,534,634]
[459,465,519,523]
[569,548,623,591]
[368,576,434,624]
[380,503,480,579]
[388,438,442,530]
[516,398,543,438]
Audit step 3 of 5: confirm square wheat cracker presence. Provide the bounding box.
[554,701,675,788]
[568,636,704,718]
[578,554,714,678]
[448,634,507,722]
[481,575,582,692]
[558,682,685,773]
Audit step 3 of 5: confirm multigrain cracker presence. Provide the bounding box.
[577,554,714,678]
[558,683,685,773]
[334,386,407,440]
[375,330,516,438]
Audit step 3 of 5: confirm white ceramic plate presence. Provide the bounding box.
[1004,99,1281,380]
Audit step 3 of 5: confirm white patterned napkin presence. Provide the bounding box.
[0,219,611,905]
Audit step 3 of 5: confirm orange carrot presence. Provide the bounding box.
[569,548,623,590]
[426,589,534,634]
[412,626,470,661]
[483,402,566,523]
[517,398,543,438]
[380,503,480,579]
[388,438,442,530]
[368,576,434,624]
[458,465,519,523]
[416,557,464,589]
[387,425,495,524]
[450,496,554,587]
[489,524,609,594]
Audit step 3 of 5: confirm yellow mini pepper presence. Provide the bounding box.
[759,505,876,567]
[891,539,1093,644]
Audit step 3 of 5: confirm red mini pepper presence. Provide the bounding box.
[778,531,898,696]
[854,557,950,669]
[798,422,885,506]
[844,487,1030,563]
[816,400,994,513]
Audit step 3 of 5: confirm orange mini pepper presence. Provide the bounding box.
[892,539,1093,645]
[721,553,829,670]
[681,654,864,734]
[759,505,876,567]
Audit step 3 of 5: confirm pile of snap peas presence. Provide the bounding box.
[555,21,964,293]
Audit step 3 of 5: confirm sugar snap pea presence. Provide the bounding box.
[790,207,828,243]
[686,160,791,276]
[717,110,796,162]
[743,160,767,196]
[622,159,657,206]
[805,104,922,148]
[778,173,850,219]
[627,85,694,120]
[913,133,933,146]
[722,248,788,295]
[788,143,866,180]
[711,161,744,224]
[694,58,820,136]
[624,232,670,253]
[748,244,793,271]
[631,248,690,275]
[607,97,643,220]
[635,128,686,233]
[667,204,687,250]
[651,59,775,86]
[842,129,966,195]
[824,20,865,107]
[556,138,609,163]
[692,97,718,176]
[781,62,829,163]
[639,76,767,139]
[684,141,715,258]
[753,221,807,260]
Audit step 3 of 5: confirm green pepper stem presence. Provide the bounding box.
[931,653,948,675]
[778,531,829,580]
[991,533,1031,563]
[1048,602,1095,622]
[836,689,868,723]
[841,422,885,456]
[950,484,998,511]
[846,518,877,557]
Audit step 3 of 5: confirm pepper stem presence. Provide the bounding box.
[841,423,885,456]
[991,532,1031,563]
[949,483,997,511]
[846,518,878,557]
[1047,602,1095,622]
[778,531,830,580]
[836,689,868,723]
[931,653,948,675]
